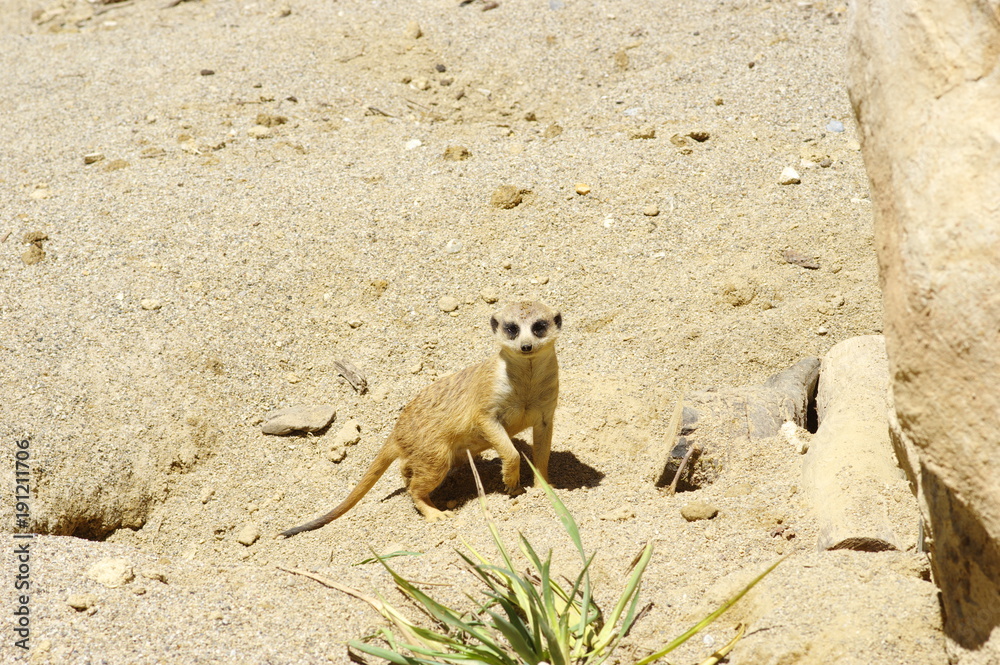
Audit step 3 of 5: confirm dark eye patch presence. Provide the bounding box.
[503,322,520,340]
[531,320,549,337]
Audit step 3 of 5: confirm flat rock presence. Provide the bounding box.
[67,593,98,611]
[261,405,335,435]
[236,523,261,546]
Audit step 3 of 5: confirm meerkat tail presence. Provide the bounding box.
[280,441,398,538]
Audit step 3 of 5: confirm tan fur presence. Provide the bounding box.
[280,301,562,537]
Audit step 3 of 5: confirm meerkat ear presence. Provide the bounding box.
[554,313,562,330]
[490,315,499,333]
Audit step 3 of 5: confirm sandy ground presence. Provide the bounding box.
[1,0,946,663]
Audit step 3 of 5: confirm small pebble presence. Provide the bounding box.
[21,245,45,265]
[642,204,659,217]
[442,145,471,161]
[404,20,422,39]
[816,326,829,336]
[85,558,135,588]
[347,319,363,328]
[261,405,336,435]
[199,487,215,504]
[574,183,591,196]
[285,372,301,383]
[140,299,162,311]
[412,77,431,91]
[480,288,499,304]
[778,166,801,185]
[255,113,287,127]
[200,69,215,76]
[327,447,347,463]
[332,419,361,448]
[404,139,423,150]
[599,506,635,521]
[247,125,273,139]
[819,157,833,168]
[445,239,463,254]
[826,119,845,133]
[491,185,525,209]
[687,130,710,142]
[84,152,105,164]
[543,123,563,138]
[681,501,719,522]
[236,524,260,546]
[438,296,460,312]
[630,126,656,140]
[67,593,98,611]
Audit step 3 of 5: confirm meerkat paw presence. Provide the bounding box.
[422,508,454,522]
[506,484,526,498]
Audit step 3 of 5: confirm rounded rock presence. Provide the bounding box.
[642,204,660,217]
[438,296,460,312]
[681,501,719,522]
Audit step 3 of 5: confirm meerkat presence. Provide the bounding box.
[280,301,562,537]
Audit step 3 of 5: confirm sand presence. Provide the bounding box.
[1,0,945,663]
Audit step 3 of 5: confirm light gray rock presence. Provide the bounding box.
[261,405,335,435]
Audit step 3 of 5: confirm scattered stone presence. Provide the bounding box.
[200,69,215,76]
[491,185,525,209]
[327,447,347,463]
[83,152,105,165]
[778,166,801,185]
[412,77,431,91]
[445,239,464,253]
[826,119,845,133]
[409,362,423,374]
[30,185,52,200]
[681,501,719,521]
[255,113,287,127]
[85,558,135,588]
[614,49,629,70]
[669,133,689,147]
[480,288,499,304]
[141,568,168,584]
[443,145,471,161]
[248,125,273,139]
[404,138,423,150]
[438,295,460,312]
[67,593,98,611]
[21,245,45,265]
[199,487,214,504]
[783,249,820,269]
[285,372,301,383]
[332,419,361,448]
[819,157,833,168]
[714,96,725,105]
[724,483,753,497]
[816,326,829,336]
[404,20,422,39]
[236,524,260,546]
[140,299,162,311]
[574,183,591,196]
[600,505,636,521]
[630,126,656,139]
[642,204,660,217]
[542,123,563,138]
[524,111,537,121]
[687,130,710,142]
[721,279,757,307]
[261,405,336,435]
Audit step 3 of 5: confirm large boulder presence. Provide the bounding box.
[847,1,1000,660]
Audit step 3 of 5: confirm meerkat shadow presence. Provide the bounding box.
[430,439,604,512]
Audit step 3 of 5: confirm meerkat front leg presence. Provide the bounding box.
[480,419,525,496]
[531,410,555,484]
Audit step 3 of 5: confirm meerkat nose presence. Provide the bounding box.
[521,342,533,353]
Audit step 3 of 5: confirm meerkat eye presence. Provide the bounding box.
[531,320,549,337]
[503,322,520,339]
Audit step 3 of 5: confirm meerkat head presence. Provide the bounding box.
[490,301,562,356]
